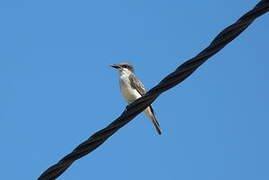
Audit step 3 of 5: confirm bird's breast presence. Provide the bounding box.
[119,75,141,103]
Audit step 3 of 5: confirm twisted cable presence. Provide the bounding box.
[38,1,269,179]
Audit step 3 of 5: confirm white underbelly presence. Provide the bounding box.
[119,75,153,118]
[121,85,153,117]
[120,76,141,103]
[120,83,141,103]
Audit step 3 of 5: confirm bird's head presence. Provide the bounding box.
[110,62,134,75]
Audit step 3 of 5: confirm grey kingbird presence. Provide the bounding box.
[110,62,162,135]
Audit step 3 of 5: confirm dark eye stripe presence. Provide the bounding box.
[121,64,133,70]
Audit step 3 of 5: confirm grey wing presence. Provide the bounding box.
[129,74,146,96]
[129,74,161,134]
[129,74,155,116]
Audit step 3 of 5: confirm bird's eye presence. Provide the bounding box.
[122,65,127,68]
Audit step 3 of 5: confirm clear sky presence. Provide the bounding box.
[0,1,269,180]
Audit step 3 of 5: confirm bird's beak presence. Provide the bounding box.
[110,64,120,69]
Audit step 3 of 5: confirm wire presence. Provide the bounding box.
[37,1,269,180]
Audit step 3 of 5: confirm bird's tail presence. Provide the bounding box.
[145,106,162,135]
[150,114,162,135]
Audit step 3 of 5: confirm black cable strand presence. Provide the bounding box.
[38,1,269,180]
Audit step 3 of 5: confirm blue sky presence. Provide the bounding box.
[1,0,269,180]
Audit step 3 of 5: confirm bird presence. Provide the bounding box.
[110,62,162,135]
